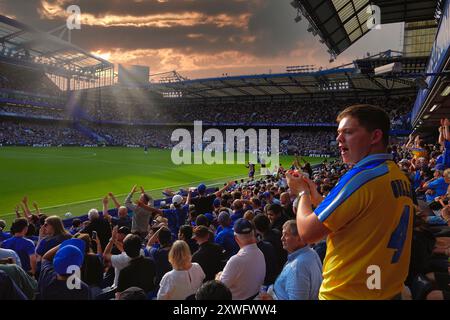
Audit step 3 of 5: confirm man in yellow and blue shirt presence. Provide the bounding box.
[287,105,414,300]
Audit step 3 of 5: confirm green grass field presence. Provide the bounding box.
[0,147,326,225]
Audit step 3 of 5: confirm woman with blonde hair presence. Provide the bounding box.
[157,240,205,300]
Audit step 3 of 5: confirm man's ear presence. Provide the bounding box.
[371,129,383,145]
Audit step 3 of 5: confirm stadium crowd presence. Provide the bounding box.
[0,114,449,300]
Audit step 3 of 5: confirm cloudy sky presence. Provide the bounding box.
[0,0,404,79]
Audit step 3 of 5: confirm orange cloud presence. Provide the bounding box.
[39,1,250,28]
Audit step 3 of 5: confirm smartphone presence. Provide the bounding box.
[92,231,97,240]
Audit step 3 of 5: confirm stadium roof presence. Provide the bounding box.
[0,14,112,75]
[292,0,439,56]
[150,67,419,99]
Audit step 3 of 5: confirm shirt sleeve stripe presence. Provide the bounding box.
[315,163,389,222]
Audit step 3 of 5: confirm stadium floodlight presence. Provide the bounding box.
[374,62,402,75]
[423,114,431,120]
[441,85,450,96]
[430,104,440,113]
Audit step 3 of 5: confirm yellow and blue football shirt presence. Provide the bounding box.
[314,153,414,300]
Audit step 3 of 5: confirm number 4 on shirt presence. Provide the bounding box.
[387,206,410,264]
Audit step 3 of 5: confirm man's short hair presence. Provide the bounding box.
[253,214,270,233]
[123,234,142,258]
[282,220,298,236]
[336,104,390,146]
[195,280,232,300]
[158,227,172,247]
[11,218,28,234]
[267,203,282,216]
[179,225,193,239]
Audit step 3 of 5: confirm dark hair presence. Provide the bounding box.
[195,214,209,227]
[11,218,28,234]
[267,203,282,216]
[195,280,232,300]
[123,234,142,258]
[142,193,151,204]
[253,214,270,233]
[179,225,193,240]
[72,219,81,228]
[158,227,172,247]
[336,104,390,146]
[251,197,261,207]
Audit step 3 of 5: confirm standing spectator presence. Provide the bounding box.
[81,206,112,251]
[287,105,414,299]
[214,212,239,259]
[266,203,288,233]
[192,226,224,281]
[157,240,205,300]
[116,234,156,299]
[1,218,36,276]
[126,185,154,238]
[253,214,286,274]
[146,226,173,287]
[218,218,266,300]
[178,225,198,255]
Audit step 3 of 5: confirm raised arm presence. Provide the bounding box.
[102,196,110,220]
[108,192,121,209]
[32,202,41,215]
[125,185,138,211]
[214,181,234,198]
[21,196,33,221]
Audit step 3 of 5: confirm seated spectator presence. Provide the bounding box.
[157,240,205,300]
[214,212,239,259]
[117,234,156,299]
[1,218,36,276]
[36,215,72,275]
[423,165,449,203]
[261,220,323,300]
[192,226,224,281]
[0,219,11,243]
[69,219,82,235]
[117,286,147,300]
[0,247,22,268]
[195,280,232,300]
[73,233,104,297]
[38,238,91,300]
[0,259,37,300]
[218,218,266,300]
[0,270,27,300]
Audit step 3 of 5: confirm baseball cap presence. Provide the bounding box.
[53,245,84,275]
[197,183,207,193]
[172,194,183,205]
[234,218,254,235]
[59,238,86,254]
[192,225,210,239]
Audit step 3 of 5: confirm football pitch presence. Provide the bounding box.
[0,147,326,225]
